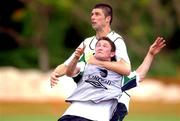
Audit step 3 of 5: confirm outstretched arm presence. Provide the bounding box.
[136,37,166,82]
[121,37,166,91]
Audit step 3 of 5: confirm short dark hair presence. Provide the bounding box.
[93,3,113,24]
[97,37,116,52]
[97,37,116,61]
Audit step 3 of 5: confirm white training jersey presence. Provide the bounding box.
[66,64,123,103]
[64,31,130,65]
[63,71,140,121]
[64,64,123,121]
[64,31,132,112]
[119,71,140,110]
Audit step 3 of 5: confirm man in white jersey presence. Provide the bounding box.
[59,37,127,121]
[51,3,131,120]
[58,36,166,121]
[50,3,166,121]
[53,36,166,121]
[51,3,131,86]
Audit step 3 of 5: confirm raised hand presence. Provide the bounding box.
[75,44,85,59]
[149,37,166,56]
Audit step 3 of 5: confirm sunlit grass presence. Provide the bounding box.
[0,101,180,121]
[0,115,57,121]
[124,114,180,121]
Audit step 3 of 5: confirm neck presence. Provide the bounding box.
[95,55,111,62]
[96,26,111,39]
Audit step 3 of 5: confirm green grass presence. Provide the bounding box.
[0,115,58,121]
[0,101,180,121]
[0,101,66,121]
[1,114,179,121]
[124,114,180,121]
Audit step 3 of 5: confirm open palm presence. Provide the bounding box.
[149,37,166,56]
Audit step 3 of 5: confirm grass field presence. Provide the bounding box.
[0,101,180,121]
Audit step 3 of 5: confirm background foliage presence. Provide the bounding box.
[0,0,179,77]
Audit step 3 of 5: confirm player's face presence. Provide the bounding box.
[95,40,115,61]
[91,8,107,31]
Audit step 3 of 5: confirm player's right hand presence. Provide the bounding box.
[75,45,85,59]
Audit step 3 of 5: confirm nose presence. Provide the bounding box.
[91,13,95,20]
[91,16,94,22]
[97,46,103,51]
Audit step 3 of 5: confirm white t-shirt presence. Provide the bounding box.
[119,71,140,110]
[66,64,123,103]
[64,31,130,65]
[63,71,140,121]
[63,31,132,119]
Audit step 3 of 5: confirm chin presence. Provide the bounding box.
[92,26,98,30]
[97,57,106,61]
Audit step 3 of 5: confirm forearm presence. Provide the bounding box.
[97,60,131,76]
[136,52,154,81]
[66,56,79,77]
[53,64,67,77]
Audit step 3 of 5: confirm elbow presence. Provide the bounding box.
[123,66,131,76]
[125,68,131,76]
[136,69,146,82]
[66,70,74,77]
[66,67,79,77]
[121,61,131,76]
[138,74,145,82]
[139,77,145,82]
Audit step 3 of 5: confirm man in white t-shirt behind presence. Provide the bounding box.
[50,3,166,121]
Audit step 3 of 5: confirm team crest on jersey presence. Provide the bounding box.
[98,68,108,78]
[85,79,107,90]
[85,68,111,90]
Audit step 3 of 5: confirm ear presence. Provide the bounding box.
[106,16,111,23]
[110,52,115,58]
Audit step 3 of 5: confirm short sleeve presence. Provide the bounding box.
[121,71,140,92]
[114,38,130,64]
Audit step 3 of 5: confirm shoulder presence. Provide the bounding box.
[84,36,96,43]
[108,31,127,48]
[83,36,97,51]
[108,31,124,42]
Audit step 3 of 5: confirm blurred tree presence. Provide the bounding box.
[64,24,83,48]
[22,0,51,71]
[0,0,179,77]
[0,0,25,50]
[67,0,179,76]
